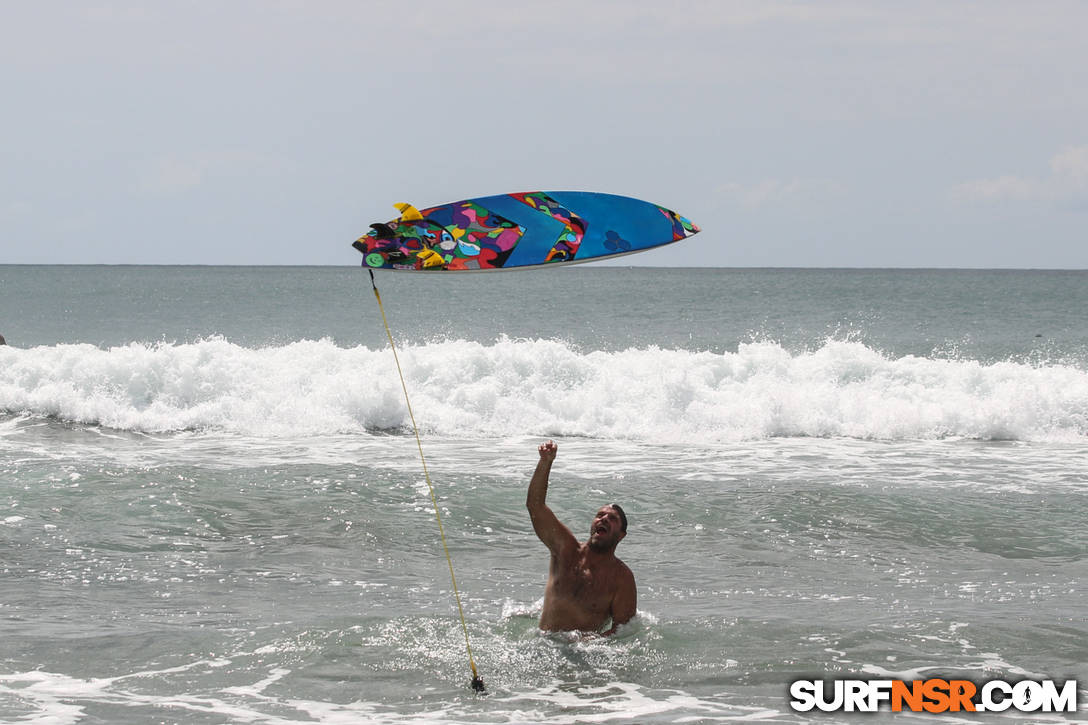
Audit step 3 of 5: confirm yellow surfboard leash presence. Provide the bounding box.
[368,269,485,694]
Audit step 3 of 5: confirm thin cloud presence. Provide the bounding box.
[0,201,32,222]
[1051,145,1088,183]
[135,152,282,196]
[951,145,1088,208]
[716,178,846,208]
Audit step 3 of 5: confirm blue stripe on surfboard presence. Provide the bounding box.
[547,192,674,259]
[463,194,568,268]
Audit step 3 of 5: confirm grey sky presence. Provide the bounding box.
[1,1,1085,267]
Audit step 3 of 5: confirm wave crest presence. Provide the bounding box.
[1,338,1085,442]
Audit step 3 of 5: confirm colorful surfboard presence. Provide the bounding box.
[352,191,699,271]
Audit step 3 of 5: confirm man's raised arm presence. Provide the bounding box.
[526,440,577,555]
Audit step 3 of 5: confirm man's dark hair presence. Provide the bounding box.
[610,503,628,533]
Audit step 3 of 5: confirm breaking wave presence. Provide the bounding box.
[1,337,1086,443]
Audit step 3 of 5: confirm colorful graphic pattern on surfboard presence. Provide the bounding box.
[352,191,700,271]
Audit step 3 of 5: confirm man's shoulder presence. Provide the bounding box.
[553,537,583,563]
[619,557,634,578]
[609,554,634,581]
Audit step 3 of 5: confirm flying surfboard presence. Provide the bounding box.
[352,191,699,271]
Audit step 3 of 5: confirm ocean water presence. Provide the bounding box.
[1,265,1086,723]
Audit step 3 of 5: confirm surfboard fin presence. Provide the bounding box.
[415,248,447,269]
[394,203,423,221]
[369,222,397,240]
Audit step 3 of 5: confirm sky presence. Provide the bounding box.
[0,1,1086,268]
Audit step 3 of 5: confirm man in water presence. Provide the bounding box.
[527,440,636,635]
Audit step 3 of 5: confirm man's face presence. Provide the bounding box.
[588,506,626,551]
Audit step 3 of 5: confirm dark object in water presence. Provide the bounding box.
[471,674,486,694]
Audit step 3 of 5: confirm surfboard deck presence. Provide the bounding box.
[352,191,699,271]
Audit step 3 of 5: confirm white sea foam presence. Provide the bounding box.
[0,664,779,725]
[1,337,1085,443]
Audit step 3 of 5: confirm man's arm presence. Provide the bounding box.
[602,565,637,636]
[526,440,578,556]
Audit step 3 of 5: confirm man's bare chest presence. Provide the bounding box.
[552,557,616,604]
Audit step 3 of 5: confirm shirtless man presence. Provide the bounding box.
[526,440,636,636]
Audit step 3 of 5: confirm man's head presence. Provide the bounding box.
[588,504,627,552]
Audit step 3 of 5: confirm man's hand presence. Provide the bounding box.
[539,439,558,462]
[528,439,574,556]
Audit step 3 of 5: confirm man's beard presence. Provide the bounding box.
[588,536,613,553]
